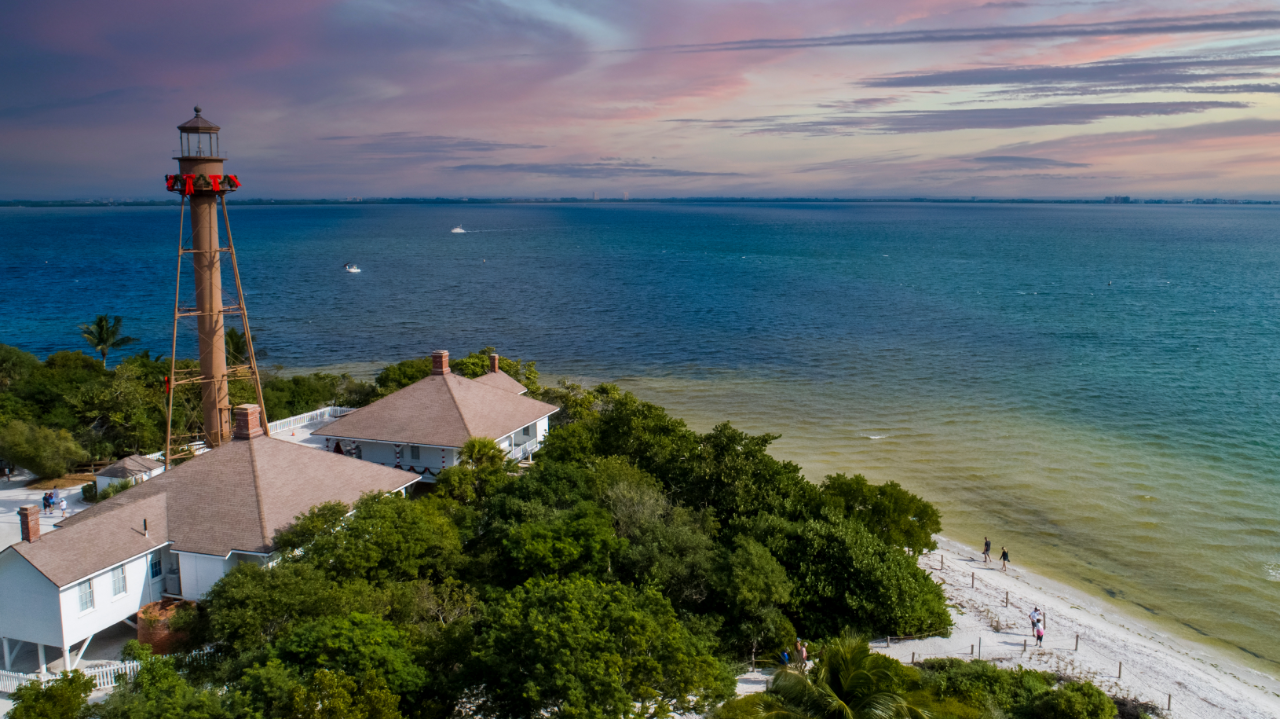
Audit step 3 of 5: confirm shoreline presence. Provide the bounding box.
[279,363,1280,708]
[885,537,1280,718]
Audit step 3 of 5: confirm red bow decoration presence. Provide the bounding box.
[164,173,239,194]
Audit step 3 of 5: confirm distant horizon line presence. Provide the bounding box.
[2,195,1278,208]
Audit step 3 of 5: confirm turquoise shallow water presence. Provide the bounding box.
[2,201,1279,673]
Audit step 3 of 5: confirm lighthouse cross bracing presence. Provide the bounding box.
[163,108,268,466]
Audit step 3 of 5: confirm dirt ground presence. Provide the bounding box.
[24,474,95,490]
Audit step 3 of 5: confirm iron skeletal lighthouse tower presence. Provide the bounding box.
[164,107,268,464]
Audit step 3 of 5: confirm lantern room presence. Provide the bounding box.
[177,106,222,158]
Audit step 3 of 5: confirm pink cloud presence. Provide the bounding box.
[2,0,1279,198]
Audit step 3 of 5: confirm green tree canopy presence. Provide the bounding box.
[78,314,139,365]
[261,372,376,420]
[275,613,426,695]
[299,493,463,585]
[448,347,540,390]
[199,562,351,656]
[469,576,735,719]
[374,357,433,394]
[0,419,88,478]
[820,473,941,555]
[0,344,40,391]
[69,362,165,457]
[8,670,94,719]
[289,668,403,719]
[92,652,236,719]
[749,514,950,638]
[274,501,350,554]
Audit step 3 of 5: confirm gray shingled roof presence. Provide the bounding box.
[472,370,528,395]
[314,371,556,447]
[97,454,164,479]
[8,436,418,588]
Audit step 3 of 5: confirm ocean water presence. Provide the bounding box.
[3,201,1279,675]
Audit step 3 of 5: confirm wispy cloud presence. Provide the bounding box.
[450,162,742,178]
[681,100,1248,135]
[320,133,545,157]
[865,54,1280,89]
[817,97,901,111]
[631,12,1280,54]
[968,155,1090,168]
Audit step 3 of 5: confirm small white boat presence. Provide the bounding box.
[344,263,361,273]
[452,225,466,233]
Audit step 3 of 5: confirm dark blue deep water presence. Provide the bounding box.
[3,202,1280,675]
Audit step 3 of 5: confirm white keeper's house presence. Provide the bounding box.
[94,454,165,494]
[0,405,418,675]
[312,350,557,475]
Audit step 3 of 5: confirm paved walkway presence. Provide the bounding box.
[0,475,92,548]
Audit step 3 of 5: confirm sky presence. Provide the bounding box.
[3,0,1280,199]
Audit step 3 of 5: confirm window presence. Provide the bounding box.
[523,425,531,437]
[78,581,94,612]
[150,553,163,579]
[410,446,420,460]
[111,566,127,596]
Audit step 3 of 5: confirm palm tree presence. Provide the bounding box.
[459,437,514,471]
[758,632,929,719]
[225,327,248,365]
[79,315,139,366]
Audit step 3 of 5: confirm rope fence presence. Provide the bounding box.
[875,552,1242,719]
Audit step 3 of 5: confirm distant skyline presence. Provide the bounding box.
[3,1,1280,199]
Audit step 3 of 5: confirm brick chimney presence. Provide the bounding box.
[489,353,500,373]
[18,505,39,543]
[233,404,264,439]
[432,350,450,375]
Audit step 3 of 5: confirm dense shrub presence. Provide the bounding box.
[919,658,1057,714]
[8,671,94,719]
[1028,681,1119,719]
[469,576,734,718]
[0,419,88,478]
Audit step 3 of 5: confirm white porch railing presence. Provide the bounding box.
[267,406,355,435]
[509,438,541,461]
[144,441,209,463]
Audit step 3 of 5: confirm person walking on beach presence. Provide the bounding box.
[999,546,1010,572]
[983,537,991,563]
[42,492,52,515]
[59,497,68,518]
[1035,622,1045,648]
[1029,607,1041,634]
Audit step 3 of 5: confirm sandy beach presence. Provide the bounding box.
[735,537,1280,718]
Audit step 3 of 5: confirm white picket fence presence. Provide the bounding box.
[0,648,213,695]
[267,406,354,435]
[0,661,138,693]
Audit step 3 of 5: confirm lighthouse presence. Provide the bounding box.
[164,107,267,461]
